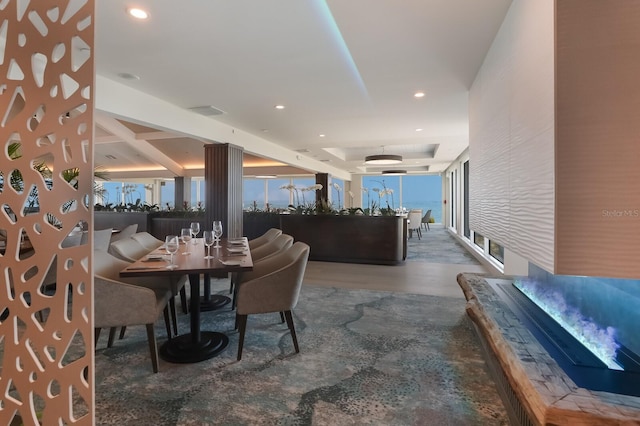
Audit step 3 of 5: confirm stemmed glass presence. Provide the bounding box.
[165,235,179,269]
[180,228,191,254]
[203,230,215,259]
[212,220,223,248]
[190,222,200,244]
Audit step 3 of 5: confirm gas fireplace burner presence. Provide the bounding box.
[486,278,640,398]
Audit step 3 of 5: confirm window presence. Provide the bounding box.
[463,161,470,238]
[489,240,504,264]
[401,175,442,222]
[99,182,147,207]
[474,232,484,248]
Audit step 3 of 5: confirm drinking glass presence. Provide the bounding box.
[165,235,179,269]
[190,222,200,244]
[180,228,191,254]
[203,230,215,259]
[212,220,223,248]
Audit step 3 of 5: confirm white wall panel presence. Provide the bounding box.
[469,0,555,272]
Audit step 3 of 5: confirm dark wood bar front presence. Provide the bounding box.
[280,214,406,265]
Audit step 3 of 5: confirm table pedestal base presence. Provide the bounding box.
[200,295,230,311]
[159,331,229,363]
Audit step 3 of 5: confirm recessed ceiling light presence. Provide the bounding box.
[415,128,423,132]
[117,72,141,80]
[128,8,149,19]
[414,91,425,98]
[274,105,285,110]
[319,134,325,138]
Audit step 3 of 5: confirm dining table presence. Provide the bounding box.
[120,237,253,363]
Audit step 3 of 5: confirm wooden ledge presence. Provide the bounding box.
[457,273,640,425]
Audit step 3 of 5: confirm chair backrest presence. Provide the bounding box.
[109,237,150,262]
[94,249,133,280]
[408,211,422,229]
[248,228,282,250]
[94,228,113,252]
[237,242,310,315]
[421,209,432,223]
[250,233,293,262]
[131,232,164,251]
[109,223,139,244]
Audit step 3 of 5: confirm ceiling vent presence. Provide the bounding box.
[188,105,225,116]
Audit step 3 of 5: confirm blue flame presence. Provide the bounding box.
[514,278,623,371]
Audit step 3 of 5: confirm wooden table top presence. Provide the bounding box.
[120,237,253,277]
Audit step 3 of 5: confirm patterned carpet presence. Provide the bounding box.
[406,225,482,264]
[95,284,508,425]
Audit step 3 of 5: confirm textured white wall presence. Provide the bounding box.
[469,0,555,272]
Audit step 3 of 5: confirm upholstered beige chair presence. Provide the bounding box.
[109,237,150,262]
[94,228,113,252]
[231,234,294,307]
[94,249,187,337]
[94,275,172,373]
[407,210,423,239]
[131,231,164,251]
[421,209,432,231]
[235,242,310,360]
[248,228,282,250]
[250,233,294,262]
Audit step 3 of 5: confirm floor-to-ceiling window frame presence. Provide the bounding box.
[446,150,504,272]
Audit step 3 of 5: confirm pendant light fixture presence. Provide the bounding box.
[364,146,402,165]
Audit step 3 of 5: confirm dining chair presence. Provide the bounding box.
[248,228,282,250]
[94,249,188,338]
[407,210,423,239]
[131,231,164,251]
[94,275,172,373]
[94,228,114,251]
[109,237,150,262]
[230,233,294,306]
[421,209,432,231]
[235,242,310,360]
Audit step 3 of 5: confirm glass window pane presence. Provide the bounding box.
[292,177,316,206]
[160,181,175,210]
[243,178,266,210]
[489,240,504,264]
[330,177,344,209]
[363,176,399,212]
[474,232,485,248]
[268,178,293,209]
[401,175,442,223]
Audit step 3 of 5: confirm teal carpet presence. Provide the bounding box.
[95,284,508,425]
[406,225,481,264]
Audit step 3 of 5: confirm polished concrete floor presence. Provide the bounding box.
[304,259,490,298]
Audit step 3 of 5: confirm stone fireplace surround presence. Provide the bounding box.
[457,273,640,425]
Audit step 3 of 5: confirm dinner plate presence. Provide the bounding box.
[227,247,246,253]
[220,259,242,266]
[228,238,245,243]
[228,240,245,245]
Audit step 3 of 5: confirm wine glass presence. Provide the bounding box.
[203,230,215,259]
[212,220,223,248]
[165,235,179,269]
[190,222,200,244]
[180,228,191,254]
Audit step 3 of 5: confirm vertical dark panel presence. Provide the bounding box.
[174,176,185,210]
[316,173,329,203]
[204,143,244,238]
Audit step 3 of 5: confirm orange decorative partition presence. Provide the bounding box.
[0,0,94,424]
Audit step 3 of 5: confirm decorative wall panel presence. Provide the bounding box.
[555,0,640,278]
[0,0,94,424]
[469,0,555,273]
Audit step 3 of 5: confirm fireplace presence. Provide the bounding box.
[457,271,640,425]
[486,277,640,397]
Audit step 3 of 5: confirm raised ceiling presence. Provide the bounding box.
[94,0,512,179]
